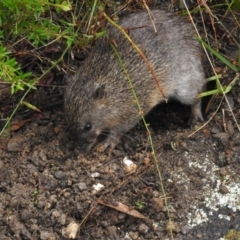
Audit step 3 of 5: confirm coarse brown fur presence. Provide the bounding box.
[64,10,206,153]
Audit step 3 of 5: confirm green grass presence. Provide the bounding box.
[0,0,106,93]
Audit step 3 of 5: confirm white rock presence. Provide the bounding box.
[62,222,79,239]
[92,183,104,194]
[123,157,137,173]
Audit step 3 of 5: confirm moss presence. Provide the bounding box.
[223,229,240,240]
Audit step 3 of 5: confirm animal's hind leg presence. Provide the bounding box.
[188,99,204,128]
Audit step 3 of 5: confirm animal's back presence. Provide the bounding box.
[105,10,204,107]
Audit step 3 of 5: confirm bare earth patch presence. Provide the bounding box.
[0,87,240,239]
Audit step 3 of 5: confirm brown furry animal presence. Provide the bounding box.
[64,10,205,153]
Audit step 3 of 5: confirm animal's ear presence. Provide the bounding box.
[93,83,107,100]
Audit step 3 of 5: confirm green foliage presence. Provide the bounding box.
[223,229,240,240]
[31,189,39,206]
[0,0,71,93]
[231,0,240,10]
[1,0,238,98]
[199,39,240,98]
[135,199,145,210]
[0,0,71,44]
[0,43,35,94]
[0,0,108,93]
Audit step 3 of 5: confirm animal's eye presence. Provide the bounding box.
[84,122,92,131]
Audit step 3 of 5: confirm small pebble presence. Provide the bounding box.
[196,233,203,238]
[91,172,100,178]
[118,213,126,220]
[211,126,221,134]
[181,225,191,234]
[106,226,117,237]
[54,171,65,179]
[219,185,229,194]
[101,221,109,227]
[138,223,149,234]
[52,210,60,218]
[143,157,151,165]
[128,231,139,239]
[213,132,229,145]
[76,182,87,191]
[7,136,24,152]
[40,231,57,240]
[39,175,57,191]
[219,167,228,177]
[151,196,164,211]
[27,164,38,174]
[59,213,67,225]
[166,220,179,233]
[63,191,71,198]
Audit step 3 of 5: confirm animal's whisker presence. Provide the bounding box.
[99,129,136,142]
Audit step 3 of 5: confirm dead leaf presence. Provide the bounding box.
[97,198,152,222]
[11,119,31,131]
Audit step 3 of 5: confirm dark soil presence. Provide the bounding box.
[1,87,240,239]
[1,3,240,240]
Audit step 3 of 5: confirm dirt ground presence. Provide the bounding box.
[1,86,240,239]
[1,4,240,240]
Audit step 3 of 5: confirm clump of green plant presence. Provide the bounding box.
[0,0,109,93]
[0,0,71,46]
[0,44,34,94]
[0,0,72,93]
[31,189,39,206]
[199,40,240,98]
[182,0,240,98]
[0,0,83,93]
[223,229,240,240]
[134,199,146,210]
